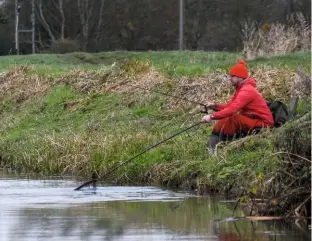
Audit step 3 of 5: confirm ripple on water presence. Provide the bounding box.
[0,178,192,208]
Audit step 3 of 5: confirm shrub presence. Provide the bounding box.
[49,39,80,54]
[242,12,311,59]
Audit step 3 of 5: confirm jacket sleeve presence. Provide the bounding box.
[212,88,253,119]
[214,94,236,110]
[215,103,228,110]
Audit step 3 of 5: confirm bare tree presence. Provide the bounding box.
[77,0,94,51]
[36,0,56,42]
[35,0,67,43]
[96,0,104,42]
[52,0,65,40]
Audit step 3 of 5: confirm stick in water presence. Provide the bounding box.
[74,121,202,191]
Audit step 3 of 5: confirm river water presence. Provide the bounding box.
[0,171,310,241]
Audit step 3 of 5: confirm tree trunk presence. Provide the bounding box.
[77,0,94,51]
[59,0,65,40]
[36,0,56,42]
[96,0,104,41]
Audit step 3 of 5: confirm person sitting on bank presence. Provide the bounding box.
[201,60,274,153]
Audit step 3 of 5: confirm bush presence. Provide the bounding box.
[49,39,80,54]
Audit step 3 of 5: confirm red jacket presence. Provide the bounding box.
[212,78,274,126]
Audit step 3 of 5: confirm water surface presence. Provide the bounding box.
[0,172,310,241]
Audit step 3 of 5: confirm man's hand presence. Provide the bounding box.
[200,103,216,113]
[205,103,216,109]
[201,114,213,123]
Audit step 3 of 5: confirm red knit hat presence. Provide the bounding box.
[229,60,248,78]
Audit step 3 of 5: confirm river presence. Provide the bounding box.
[0,171,310,241]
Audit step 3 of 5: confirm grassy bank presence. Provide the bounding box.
[0,51,310,77]
[0,51,310,217]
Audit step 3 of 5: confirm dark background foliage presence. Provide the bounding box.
[0,0,310,55]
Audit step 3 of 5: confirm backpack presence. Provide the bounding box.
[266,100,289,127]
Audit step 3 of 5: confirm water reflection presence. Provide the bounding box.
[0,175,310,241]
[214,218,310,241]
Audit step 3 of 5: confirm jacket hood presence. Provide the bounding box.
[244,78,256,87]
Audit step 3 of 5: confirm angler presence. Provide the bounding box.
[201,60,274,153]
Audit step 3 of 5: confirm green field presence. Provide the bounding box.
[0,51,310,77]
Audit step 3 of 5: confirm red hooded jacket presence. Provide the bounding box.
[212,78,274,126]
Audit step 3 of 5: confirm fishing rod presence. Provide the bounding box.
[74,121,202,191]
[127,83,208,109]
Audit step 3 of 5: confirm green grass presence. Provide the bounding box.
[248,51,311,71]
[1,51,310,77]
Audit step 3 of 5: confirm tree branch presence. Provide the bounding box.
[37,0,56,42]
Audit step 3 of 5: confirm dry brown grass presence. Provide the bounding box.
[52,61,311,112]
[56,60,166,95]
[106,68,166,93]
[161,66,308,110]
[242,13,311,60]
[0,66,51,103]
[1,59,309,114]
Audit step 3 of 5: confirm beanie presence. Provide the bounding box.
[229,60,248,79]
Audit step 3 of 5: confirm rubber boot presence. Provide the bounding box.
[207,134,221,154]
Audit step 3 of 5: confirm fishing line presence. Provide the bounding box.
[125,83,210,113]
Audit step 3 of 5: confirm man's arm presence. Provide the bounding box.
[214,93,237,110]
[211,89,252,119]
[214,103,227,110]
